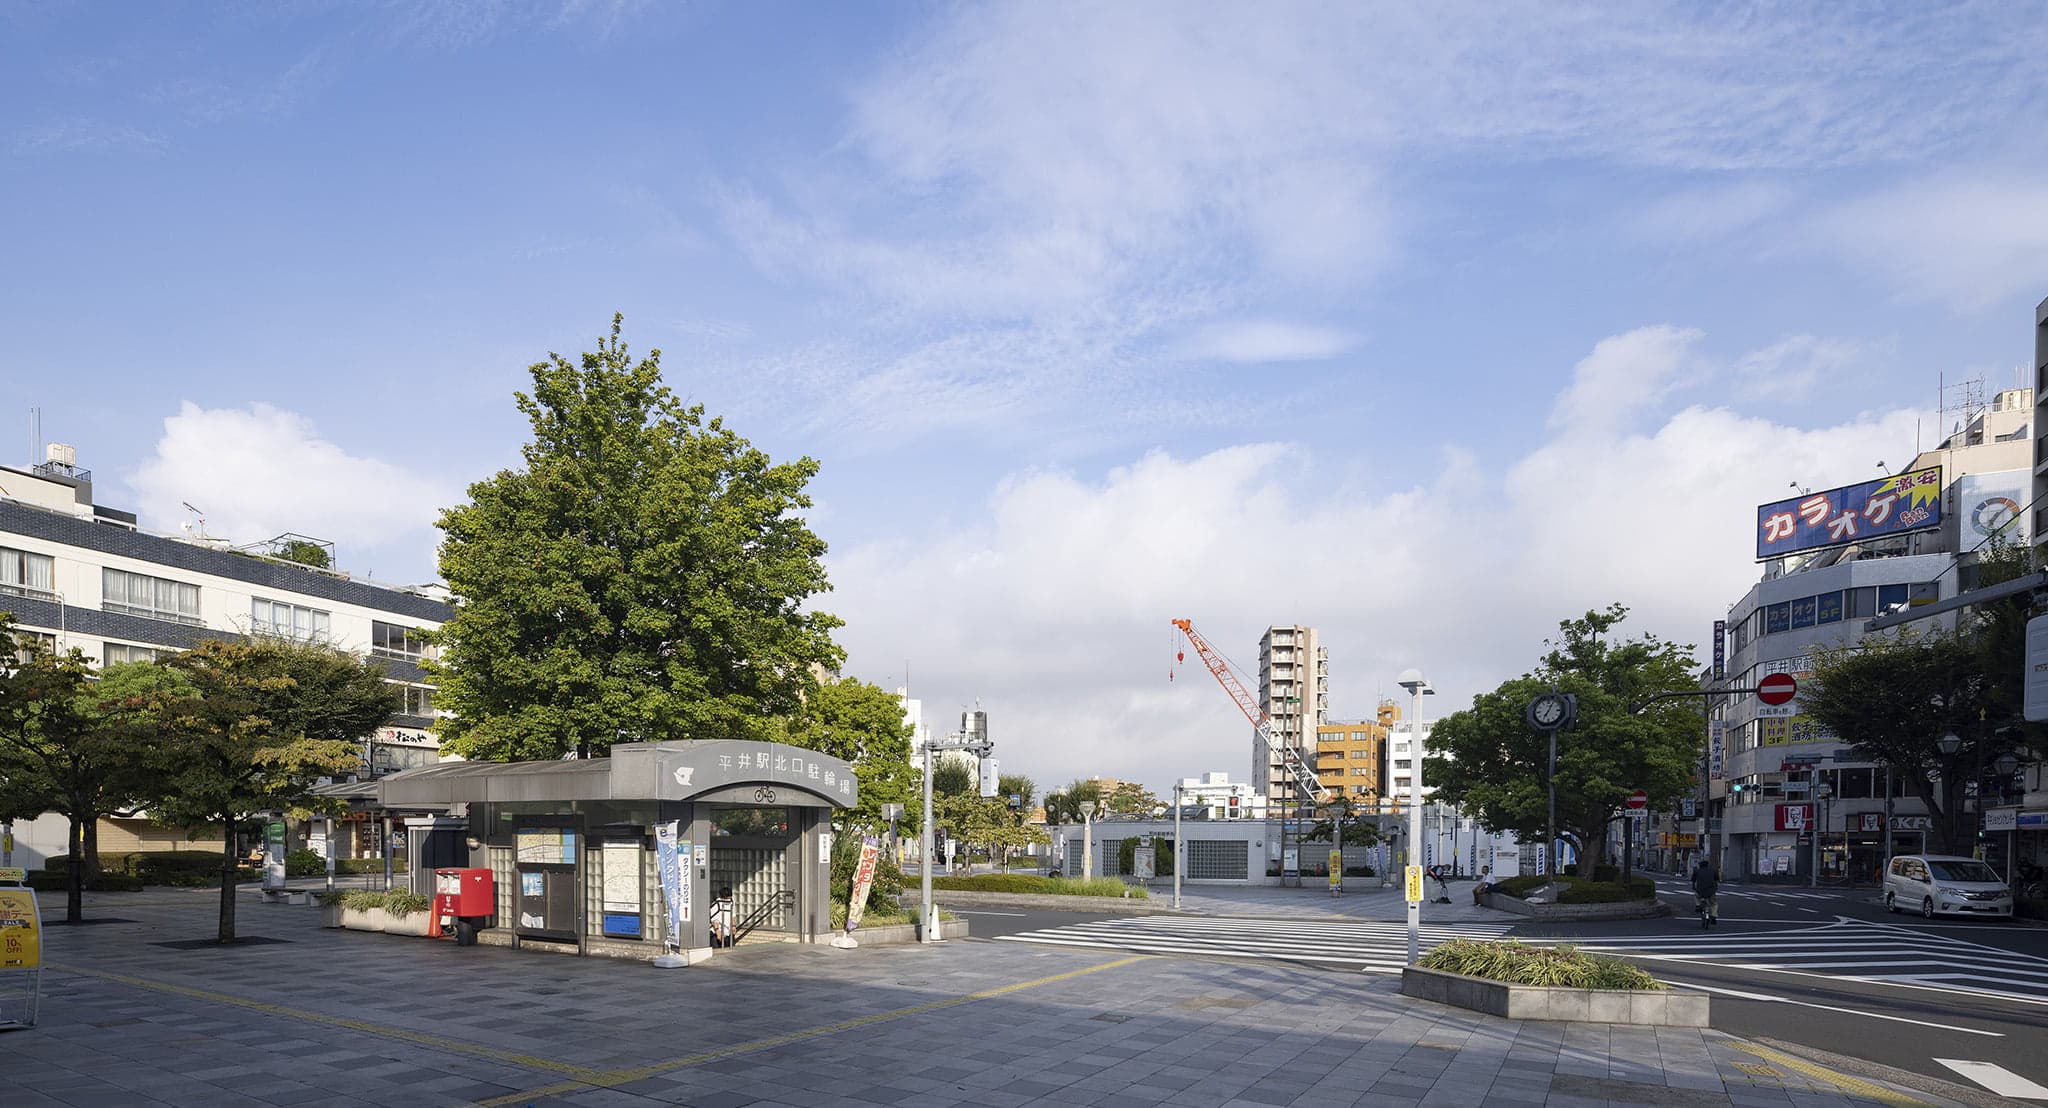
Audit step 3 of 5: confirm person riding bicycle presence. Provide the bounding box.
[1690,857,1720,927]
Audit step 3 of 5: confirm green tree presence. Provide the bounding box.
[930,759,974,797]
[1042,778,1103,825]
[152,639,399,943]
[779,677,917,830]
[996,772,1035,819]
[274,540,331,569]
[948,793,1049,868]
[1803,629,1993,856]
[429,315,844,761]
[1104,780,1162,817]
[1425,605,1699,875]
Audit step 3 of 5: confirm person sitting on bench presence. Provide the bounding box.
[1472,865,1494,905]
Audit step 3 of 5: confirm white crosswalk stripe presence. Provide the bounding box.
[1571,919,2048,1005]
[1650,878,1858,902]
[993,915,1517,973]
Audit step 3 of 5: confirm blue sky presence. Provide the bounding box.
[5,2,2047,791]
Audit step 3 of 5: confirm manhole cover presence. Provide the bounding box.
[152,936,294,950]
[1090,1013,1132,1023]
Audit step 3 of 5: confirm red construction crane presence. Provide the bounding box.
[1171,618,1330,805]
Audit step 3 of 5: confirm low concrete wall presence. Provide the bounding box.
[1401,966,1708,1027]
[1481,892,1671,921]
[810,918,971,946]
[902,889,1175,914]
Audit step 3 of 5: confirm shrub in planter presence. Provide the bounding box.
[1421,939,1664,990]
[25,871,143,892]
[383,890,430,916]
[926,874,1144,897]
[286,849,326,878]
[1590,864,1620,883]
[1556,876,1656,904]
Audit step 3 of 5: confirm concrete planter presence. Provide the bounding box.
[902,889,1176,914]
[339,906,388,932]
[1480,892,1670,921]
[382,911,432,937]
[812,918,972,946]
[320,904,344,929]
[1401,966,1708,1027]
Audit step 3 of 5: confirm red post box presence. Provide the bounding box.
[433,867,493,944]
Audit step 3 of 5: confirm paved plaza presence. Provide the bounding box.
[0,884,1974,1107]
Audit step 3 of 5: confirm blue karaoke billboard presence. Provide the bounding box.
[1755,466,1942,560]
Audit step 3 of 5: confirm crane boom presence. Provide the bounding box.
[1171,618,1331,805]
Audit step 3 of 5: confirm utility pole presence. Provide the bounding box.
[920,728,995,944]
[1398,669,1433,965]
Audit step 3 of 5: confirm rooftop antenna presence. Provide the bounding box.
[180,502,207,537]
[1876,461,1890,474]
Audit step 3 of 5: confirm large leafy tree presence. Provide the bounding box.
[152,639,398,943]
[779,677,917,831]
[1042,778,1103,825]
[1426,605,1700,875]
[430,315,845,761]
[1105,780,1163,817]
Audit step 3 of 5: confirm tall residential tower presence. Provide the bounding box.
[1252,624,1327,803]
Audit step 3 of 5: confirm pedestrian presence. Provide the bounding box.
[1471,865,1493,906]
[1690,857,1720,926]
[709,885,736,948]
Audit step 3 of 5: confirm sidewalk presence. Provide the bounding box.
[0,886,1977,1107]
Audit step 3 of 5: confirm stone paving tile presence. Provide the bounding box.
[0,887,1955,1108]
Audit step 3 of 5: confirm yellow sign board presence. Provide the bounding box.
[0,867,24,884]
[0,888,39,970]
[1327,850,1343,890]
[1404,864,1423,903]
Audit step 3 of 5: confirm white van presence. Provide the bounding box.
[1883,854,2013,919]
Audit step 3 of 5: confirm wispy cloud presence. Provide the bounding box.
[1812,171,2048,311]
[13,119,165,154]
[1177,321,1355,364]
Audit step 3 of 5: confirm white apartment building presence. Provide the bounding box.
[1252,624,1327,804]
[0,445,451,866]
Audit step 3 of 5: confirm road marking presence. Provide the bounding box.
[51,962,603,1078]
[1675,981,2002,1036]
[1732,1043,1928,1106]
[1935,1059,2048,1100]
[480,953,1153,1107]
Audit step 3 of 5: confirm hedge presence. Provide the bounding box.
[1421,939,1664,990]
[927,874,1144,898]
[25,871,144,892]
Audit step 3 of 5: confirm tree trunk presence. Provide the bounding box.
[217,814,237,944]
[65,813,84,924]
[84,816,102,878]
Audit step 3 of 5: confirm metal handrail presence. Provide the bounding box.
[735,889,794,941]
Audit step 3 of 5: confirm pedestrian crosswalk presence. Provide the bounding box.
[1573,919,2048,1005]
[994,915,1518,973]
[1648,877,1860,903]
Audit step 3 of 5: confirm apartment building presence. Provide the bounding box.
[1315,701,1394,807]
[1253,624,1327,804]
[0,445,451,867]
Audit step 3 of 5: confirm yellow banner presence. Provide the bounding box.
[1404,865,1423,903]
[1327,850,1342,889]
[0,888,39,970]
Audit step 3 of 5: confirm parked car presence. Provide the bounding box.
[1883,854,2013,919]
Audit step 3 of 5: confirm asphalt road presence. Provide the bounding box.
[1510,878,2048,1101]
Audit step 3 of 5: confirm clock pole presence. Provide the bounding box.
[1526,693,1573,879]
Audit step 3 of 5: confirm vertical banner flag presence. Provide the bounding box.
[654,820,684,946]
[1712,620,1725,680]
[845,837,881,933]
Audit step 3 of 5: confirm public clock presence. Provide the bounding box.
[1527,693,1570,732]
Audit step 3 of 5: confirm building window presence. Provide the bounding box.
[1,547,55,599]
[391,683,435,717]
[250,597,330,641]
[370,620,426,659]
[103,642,167,665]
[9,630,55,664]
[103,568,202,626]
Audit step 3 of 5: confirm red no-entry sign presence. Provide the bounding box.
[1758,672,1798,706]
[1626,789,1647,810]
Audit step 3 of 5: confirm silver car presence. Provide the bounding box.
[1883,854,2013,919]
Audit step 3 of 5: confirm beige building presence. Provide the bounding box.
[1316,701,1395,807]
[1253,625,1327,804]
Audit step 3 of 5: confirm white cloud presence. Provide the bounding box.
[1548,325,1704,437]
[1178,321,1355,364]
[1814,172,2048,311]
[124,403,453,582]
[826,327,1922,792]
[1627,182,1795,245]
[1730,335,1870,403]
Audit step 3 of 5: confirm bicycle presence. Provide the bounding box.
[1693,893,1718,929]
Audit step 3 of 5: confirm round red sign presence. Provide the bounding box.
[1758,672,1798,706]
[1626,789,1647,810]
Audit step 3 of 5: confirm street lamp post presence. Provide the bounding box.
[919,729,995,945]
[1397,668,1433,965]
[1172,784,1183,910]
[1079,799,1097,881]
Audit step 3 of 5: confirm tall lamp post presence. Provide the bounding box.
[1172,784,1183,910]
[1079,799,1097,881]
[1397,668,1433,965]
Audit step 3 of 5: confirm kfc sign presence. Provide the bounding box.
[1775,803,1815,831]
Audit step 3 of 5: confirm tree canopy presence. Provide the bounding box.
[776,676,917,831]
[153,638,398,942]
[429,315,844,761]
[1424,604,1700,873]
[1042,779,1103,824]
